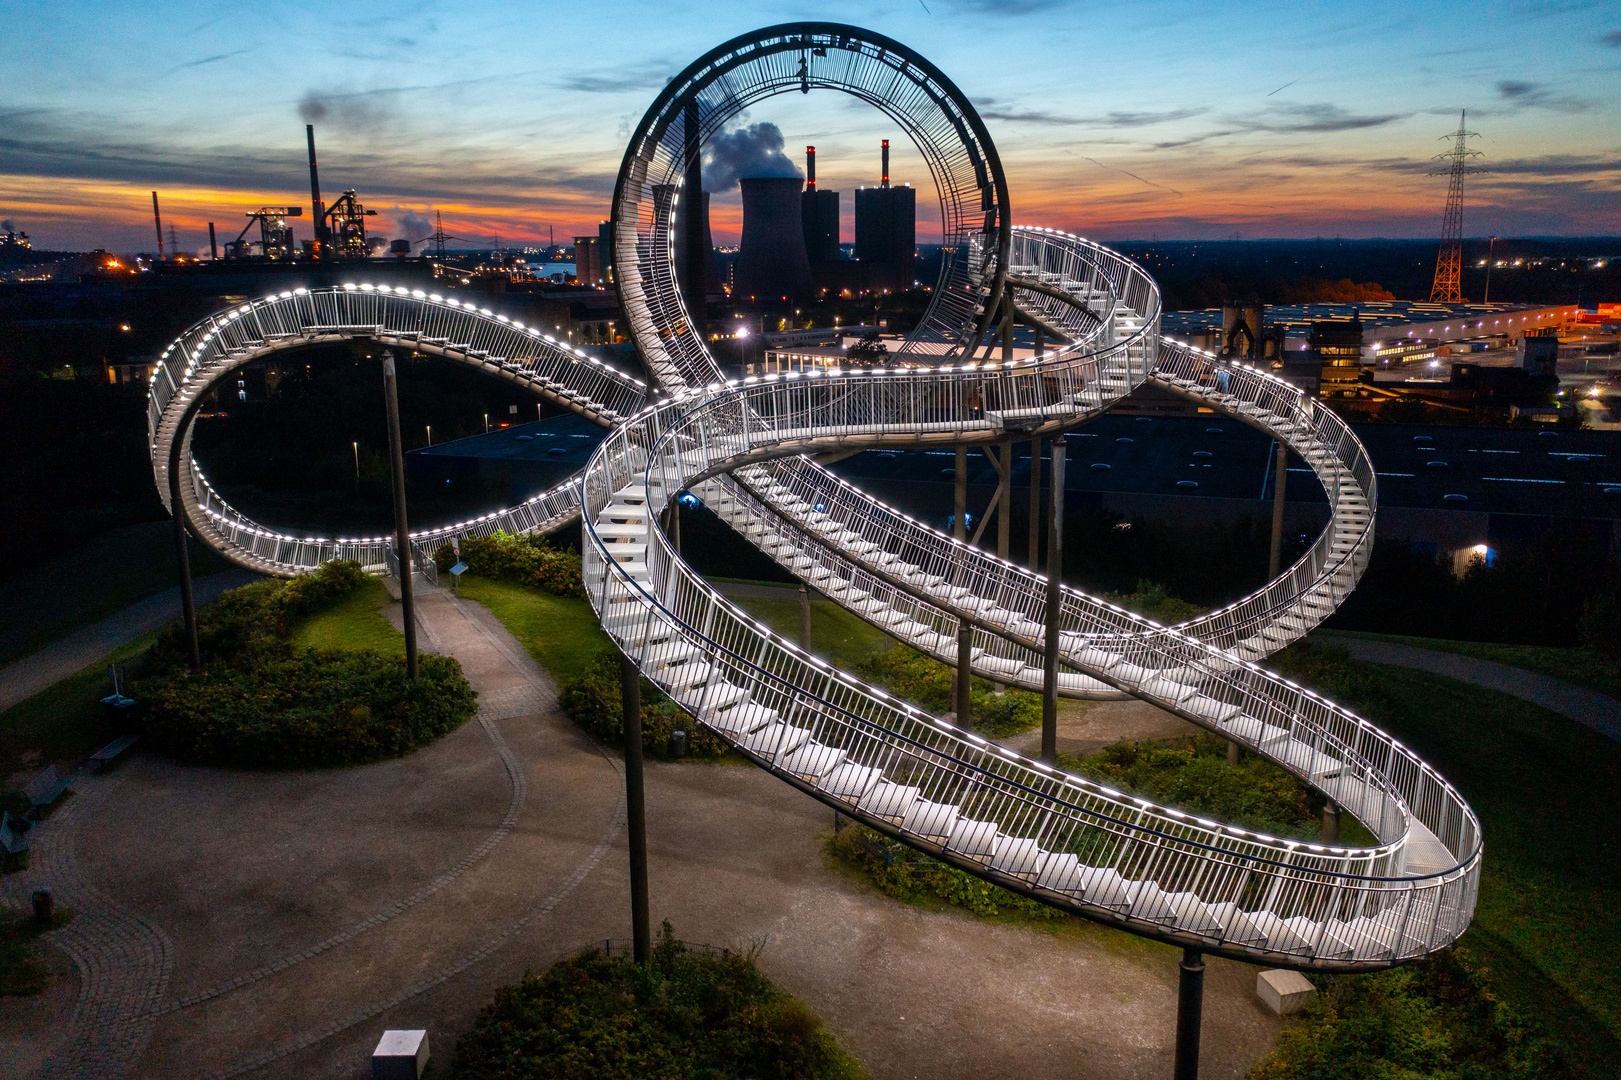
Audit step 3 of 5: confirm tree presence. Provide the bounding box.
[846,330,888,367]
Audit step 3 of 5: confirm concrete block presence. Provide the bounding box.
[372,1029,429,1080]
[1257,969,1316,1015]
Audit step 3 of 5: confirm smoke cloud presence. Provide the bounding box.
[391,206,434,241]
[0,220,13,232]
[297,89,395,132]
[703,122,801,191]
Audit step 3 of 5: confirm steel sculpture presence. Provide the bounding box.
[148,23,1478,979]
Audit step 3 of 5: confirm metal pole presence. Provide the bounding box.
[1174,948,1205,1080]
[799,584,812,649]
[1268,439,1288,579]
[1323,801,1341,844]
[1001,290,1014,362]
[1028,437,1042,568]
[997,438,1012,561]
[621,652,651,965]
[382,352,418,680]
[1041,434,1066,765]
[954,443,972,725]
[166,445,201,674]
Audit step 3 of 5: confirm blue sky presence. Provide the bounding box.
[2,0,1617,250]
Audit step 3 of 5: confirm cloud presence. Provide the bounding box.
[1495,80,1590,113]
[979,106,1207,128]
[559,62,672,94]
[1236,102,1408,133]
[702,122,801,190]
[163,50,250,76]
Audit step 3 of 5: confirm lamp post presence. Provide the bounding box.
[352,440,359,482]
[1484,236,1498,303]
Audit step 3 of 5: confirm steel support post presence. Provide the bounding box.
[166,444,201,674]
[1001,290,1014,362]
[665,497,682,555]
[996,439,1012,561]
[1174,948,1205,1080]
[954,444,972,724]
[1028,438,1043,568]
[382,352,418,680]
[621,652,651,965]
[1041,435,1066,765]
[1227,739,1241,767]
[1323,801,1341,844]
[1268,439,1288,578]
[799,584,813,650]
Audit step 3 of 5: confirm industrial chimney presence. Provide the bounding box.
[881,139,889,189]
[306,125,326,251]
[737,176,814,303]
[802,147,840,264]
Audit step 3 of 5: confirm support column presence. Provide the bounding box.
[1227,740,1241,767]
[1174,948,1205,1080]
[1028,437,1043,568]
[1323,801,1341,845]
[665,497,682,555]
[997,438,1012,561]
[1001,290,1014,362]
[954,444,968,542]
[166,443,201,674]
[382,351,418,681]
[1041,434,1066,765]
[1268,439,1288,579]
[954,443,972,726]
[621,652,651,965]
[799,584,813,650]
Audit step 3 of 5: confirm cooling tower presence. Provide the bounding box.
[736,176,815,303]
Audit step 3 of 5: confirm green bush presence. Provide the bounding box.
[450,530,585,598]
[136,561,477,769]
[1250,944,1568,1080]
[1060,732,1325,842]
[852,644,1040,737]
[826,822,1065,922]
[1101,579,1206,625]
[560,648,732,761]
[455,924,866,1080]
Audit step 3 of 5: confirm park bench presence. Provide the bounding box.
[89,735,140,774]
[23,765,71,811]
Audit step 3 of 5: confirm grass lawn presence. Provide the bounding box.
[0,634,153,778]
[1322,629,1620,700]
[721,591,894,670]
[0,522,235,666]
[1271,642,1621,1079]
[292,577,403,655]
[457,575,610,683]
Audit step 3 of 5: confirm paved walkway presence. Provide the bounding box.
[1320,633,1621,743]
[0,570,258,711]
[1,582,1284,1079]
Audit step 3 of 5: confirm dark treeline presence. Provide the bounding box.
[1113,237,1621,309]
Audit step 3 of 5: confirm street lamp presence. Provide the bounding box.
[1484,236,1498,303]
[353,441,359,481]
[425,424,432,446]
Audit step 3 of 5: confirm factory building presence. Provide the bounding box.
[801,146,840,263]
[853,140,916,295]
[573,235,603,286]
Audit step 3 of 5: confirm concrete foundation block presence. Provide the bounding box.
[1257,969,1316,1015]
[372,1029,429,1080]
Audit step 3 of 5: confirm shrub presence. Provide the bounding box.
[560,648,732,761]
[136,561,477,769]
[458,530,584,598]
[455,923,866,1080]
[1101,579,1206,626]
[1250,944,1568,1080]
[1060,732,1324,841]
[852,644,1040,737]
[825,822,1065,921]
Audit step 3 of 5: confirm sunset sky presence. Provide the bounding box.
[4,0,1618,252]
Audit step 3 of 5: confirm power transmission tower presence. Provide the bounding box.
[1429,110,1482,303]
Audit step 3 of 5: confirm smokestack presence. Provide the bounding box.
[306,124,326,249]
[806,146,816,191]
[881,140,889,189]
[208,222,217,260]
[737,176,814,303]
[151,191,165,259]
